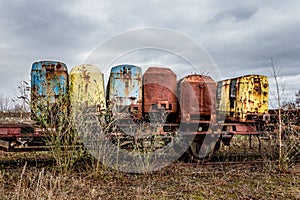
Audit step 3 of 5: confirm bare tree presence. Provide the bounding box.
[296,89,300,107]
[0,94,11,112]
[269,58,283,169]
[269,58,300,171]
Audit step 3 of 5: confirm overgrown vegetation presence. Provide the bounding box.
[269,58,300,172]
[0,157,299,199]
[0,70,299,198]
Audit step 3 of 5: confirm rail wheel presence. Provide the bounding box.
[184,134,220,162]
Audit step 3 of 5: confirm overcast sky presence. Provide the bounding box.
[0,0,299,107]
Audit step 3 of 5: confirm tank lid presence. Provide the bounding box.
[70,64,103,74]
[111,64,141,71]
[31,61,67,71]
[145,67,175,75]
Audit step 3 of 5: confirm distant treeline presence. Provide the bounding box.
[0,111,30,119]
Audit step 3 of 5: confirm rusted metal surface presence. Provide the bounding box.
[69,64,106,113]
[221,123,258,135]
[217,75,269,122]
[0,123,35,137]
[106,65,142,114]
[216,79,231,119]
[178,75,216,125]
[143,67,178,122]
[129,100,143,119]
[0,122,54,151]
[30,61,69,122]
[31,61,68,101]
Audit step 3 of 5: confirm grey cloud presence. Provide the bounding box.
[208,6,258,23]
[0,0,299,100]
[0,0,101,96]
[0,0,98,55]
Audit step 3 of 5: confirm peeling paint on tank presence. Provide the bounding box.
[217,74,269,121]
[107,65,142,113]
[31,61,68,102]
[69,64,106,113]
[143,67,178,114]
[30,61,68,121]
[178,75,216,124]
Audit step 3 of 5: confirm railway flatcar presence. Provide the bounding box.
[69,64,106,114]
[177,75,218,160]
[143,67,178,123]
[30,61,69,127]
[0,122,36,150]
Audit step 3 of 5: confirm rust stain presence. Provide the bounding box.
[143,67,178,114]
[178,75,216,123]
[217,75,269,122]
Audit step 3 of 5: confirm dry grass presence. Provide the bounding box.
[0,133,299,199]
[0,156,299,200]
[0,151,53,161]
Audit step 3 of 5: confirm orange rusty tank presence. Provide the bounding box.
[178,75,216,131]
[143,67,178,123]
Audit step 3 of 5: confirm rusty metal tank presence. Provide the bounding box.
[106,65,142,115]
[30,61,68,123]
[217,74,269,122]
[143,67,178,123]
[69,64,106,113]
[178,74,216,127]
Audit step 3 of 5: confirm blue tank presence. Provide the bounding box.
[106,64,142,114]
[30,61,68,123]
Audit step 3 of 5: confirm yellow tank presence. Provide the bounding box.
[69,64,106,113]
[217,75,269,121]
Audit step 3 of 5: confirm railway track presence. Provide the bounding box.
[0,158,55,168]
[0,152,298,171]
[0,144,84,152]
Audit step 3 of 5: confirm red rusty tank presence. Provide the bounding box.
[143,67,178,123]
[178,74,216,130]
